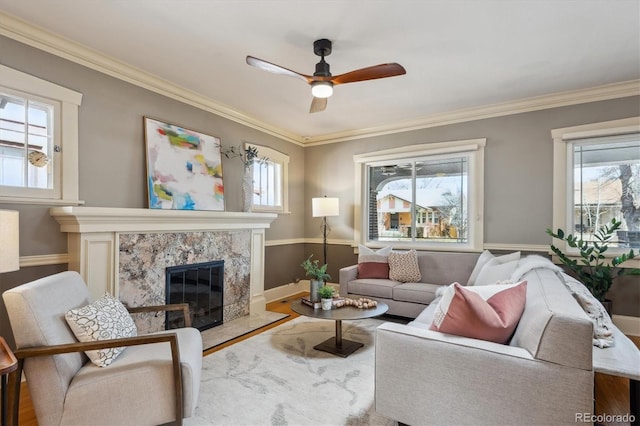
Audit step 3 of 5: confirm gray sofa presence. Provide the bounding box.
[339,251,481,318]
[372,257,640,425]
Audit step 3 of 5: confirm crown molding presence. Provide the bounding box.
[0,11,303,146]
[303,80,640,146]
[1,11,637,147]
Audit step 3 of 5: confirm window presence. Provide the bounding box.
[354,139,485,251]
[0,65,82,204]
[552,117,640,254]
[248,143,289,213]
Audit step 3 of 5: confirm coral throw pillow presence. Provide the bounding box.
[388,249,422,283]
[430,281,527,344]
[357,245,392,279]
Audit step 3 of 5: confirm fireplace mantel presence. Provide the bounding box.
[50,206,277,317]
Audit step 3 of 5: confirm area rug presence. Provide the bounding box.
[186,316,396,426]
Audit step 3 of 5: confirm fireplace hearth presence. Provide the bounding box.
[166,261,224,331]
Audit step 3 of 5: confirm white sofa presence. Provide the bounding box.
[374,259,640,425]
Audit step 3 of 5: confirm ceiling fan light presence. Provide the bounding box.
[311,81,333,98]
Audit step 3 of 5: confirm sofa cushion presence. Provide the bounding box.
[347,278,400,299]
[357,245,392,279]
[416,251,480,286]
[429,281,527,344]
[65,293,138,367]
[393,282,441,305]
[466,250,494,285]
[474,252,521,286]
[389,250,422,282]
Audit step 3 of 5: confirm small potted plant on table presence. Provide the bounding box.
[317,284,335,311]
[301,255,331,302]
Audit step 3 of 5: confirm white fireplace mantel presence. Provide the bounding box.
[50,206,278,315]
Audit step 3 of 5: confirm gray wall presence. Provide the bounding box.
[304,96,640,316]
[0,32,638,349]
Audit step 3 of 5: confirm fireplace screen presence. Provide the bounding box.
[165,260,224,331]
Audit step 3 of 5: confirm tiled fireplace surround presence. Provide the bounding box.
[50,207,278,334]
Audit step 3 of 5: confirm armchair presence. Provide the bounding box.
[2,271,202,426]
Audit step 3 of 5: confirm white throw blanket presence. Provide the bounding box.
[511,255,614,348]
[510,254,562,281]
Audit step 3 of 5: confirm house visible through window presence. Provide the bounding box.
[0,65,82,204]
[248,143,289,213]
[552,117,640,252]
[354,139,485,251]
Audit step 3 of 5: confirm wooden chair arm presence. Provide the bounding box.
[127,303,192,328]
[7,333,183,426]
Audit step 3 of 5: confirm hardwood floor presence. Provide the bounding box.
[10,294,640,425]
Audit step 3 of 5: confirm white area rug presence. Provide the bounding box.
[186,316,396,426]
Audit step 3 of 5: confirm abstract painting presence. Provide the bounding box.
[144,117,224,211]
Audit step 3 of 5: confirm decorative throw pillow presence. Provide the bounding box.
[430,281,527,344]
[65,293,138,367]
[561,276,614,348]
[388,249,422,283]
[473,252,521,286]
[467,250,494,286]
[357,244,392,279]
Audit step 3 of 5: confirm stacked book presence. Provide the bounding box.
[300,296,321,309]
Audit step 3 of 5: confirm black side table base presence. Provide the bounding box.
[314,337,363,358]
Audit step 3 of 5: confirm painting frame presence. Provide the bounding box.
[144,117,225,211]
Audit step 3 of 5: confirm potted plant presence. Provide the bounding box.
[317,284,335,310]
[301,255,331,302]
[546,218,640,306]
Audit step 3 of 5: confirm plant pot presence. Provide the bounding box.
[601,299,613,316]
[321,298,333,310]
[310,280,323,302]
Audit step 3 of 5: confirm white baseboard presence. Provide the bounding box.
[612,315,640,337]
[264,280,340,303]
[264,281,308,303]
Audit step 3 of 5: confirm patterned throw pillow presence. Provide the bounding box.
[430,281,527,344]
[65,293,138,367]
[357,245,392,279]
[388,249,422,283]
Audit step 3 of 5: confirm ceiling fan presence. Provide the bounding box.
[246,39,406,113]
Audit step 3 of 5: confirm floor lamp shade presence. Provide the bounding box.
[312,197,339,218]
[0,210,19,273]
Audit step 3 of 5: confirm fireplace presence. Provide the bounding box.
[166,260,224,331]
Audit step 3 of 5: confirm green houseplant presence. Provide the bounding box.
[317,284,335,299]
[546,218,640,303]
[301,255,331,302]
[317,284,335,310]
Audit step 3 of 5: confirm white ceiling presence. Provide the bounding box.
[0,0,638,142]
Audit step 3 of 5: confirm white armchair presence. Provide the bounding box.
[2,271,202,426]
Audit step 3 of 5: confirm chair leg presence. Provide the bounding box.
[6,361,23,426]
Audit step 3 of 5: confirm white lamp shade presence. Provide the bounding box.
[312,197,339,217]
[0,210,19,273]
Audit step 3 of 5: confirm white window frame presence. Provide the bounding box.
[0,65,83,205]
[353,138,485,252]
[551,116,640,266]
[247,142,289,214]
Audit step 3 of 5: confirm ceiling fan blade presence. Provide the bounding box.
[330,63,406,85]
[309,96,327,113]
[246,56,313,83]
